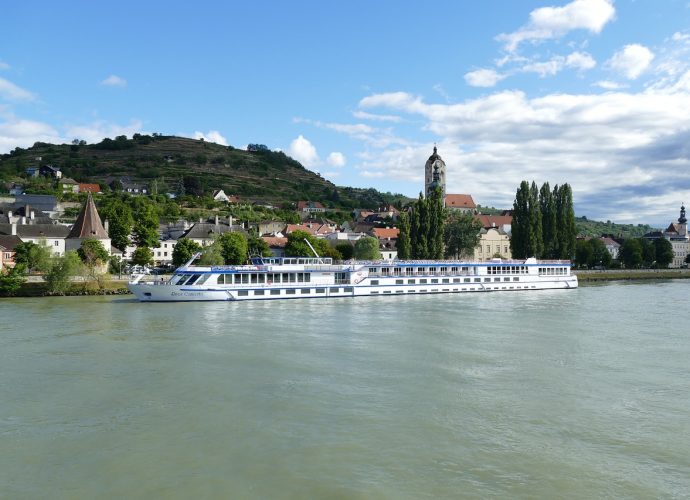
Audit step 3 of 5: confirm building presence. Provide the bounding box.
[600,236,621,260]
[473,227,512,262]
[445,194,477,213]
[664,205,689,268]
[64,193,111,255]
[0,235,22,270]
[79,183,101,194]
[424,146,446,198]
[60,178,80,193]
[212,189,230,202]
[297,201,326,214]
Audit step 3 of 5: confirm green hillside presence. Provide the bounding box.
[575,216,657,239]
[0,135,408,209]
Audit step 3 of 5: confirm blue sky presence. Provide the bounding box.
[2,0,690,225]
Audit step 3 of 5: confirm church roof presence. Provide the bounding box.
[445,194,476,209]
[67,193,109,239]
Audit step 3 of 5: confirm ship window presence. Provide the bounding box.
[431,279,438,284]
[484,278,491,282]
[369,268,378,274]
[316,288,325,294]
[396,279,404,284]
[419,279,427,284]
[474,278,481,283]
[344,287,353,293]
[270,289,281,295]
[301,288,310,294]
[238,290,249,296]
[242,274,249,284]
[408,279,415,284]
[286,289,296,295]
[504,277,510,282]
[185,274,201,285]
[494,278,501,282]
[513,277,519,281]
[464,278,471,283]
[257,274,265,284]
[405,268,414,275]
[251,274,258,284]
[330,287,340,293]
[442,278,450,284]
[371,280,379,285]
[255,290,265,296]
[197,274,210,285]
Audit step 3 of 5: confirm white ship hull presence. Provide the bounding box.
[128,257,577,302]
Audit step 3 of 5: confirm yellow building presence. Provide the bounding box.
[473,227,512,262]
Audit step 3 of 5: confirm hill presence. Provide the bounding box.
[0,135,409,210]
[575,216,657,239]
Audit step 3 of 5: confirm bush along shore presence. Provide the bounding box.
[575,268,690,284]
[5,280,131,298]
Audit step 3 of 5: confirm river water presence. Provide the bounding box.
[1,282,689,499]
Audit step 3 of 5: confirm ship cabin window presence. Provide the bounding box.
[431,279,438,284]
[381,267,390,276]
[464,278,471,283]
[396,279,404,284]
[369,268,378,275]
[418,267,426,275]
[408,279,415,284]
[475,278,481,283]
[371,280,379,285]
[462,266,469,273]
[184,274,202,285]
[405,268,414,276]
[484,278,491,282]
[393,267,402,276]
[442,278,449,284]
[440,267,448,275]
[419,279,427,284]
[428,267,437,275]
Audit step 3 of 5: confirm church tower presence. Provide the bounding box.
[65,192,111,254]
[424,146,446,198]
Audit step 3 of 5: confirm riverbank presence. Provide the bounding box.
[575,268,690,284]
[10,279,131,297]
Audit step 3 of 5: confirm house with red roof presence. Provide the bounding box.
[445,194,476,213]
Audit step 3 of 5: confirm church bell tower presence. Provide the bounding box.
[424,146,446,198]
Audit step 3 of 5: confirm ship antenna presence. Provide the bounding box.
[304,238,324,264]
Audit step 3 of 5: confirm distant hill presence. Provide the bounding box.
[575,216,657,239]
[0,135,410,210]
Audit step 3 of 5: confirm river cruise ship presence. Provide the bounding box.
[128,255,577,302]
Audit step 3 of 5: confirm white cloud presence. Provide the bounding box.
[352,110,401,122]
[606,44,654,79]
[565,51,596,70]
[497,0,615,52]
[672,32,690,43]
[351,78,690,224]
[521,51,596,77]
[0,61,10,70]
[0,118,62,152]
[193,130,228,146]
[327,151,346,167]
[592,80,626,90]
[64,119,143,145]
[101,75,127,87]
[0,77,35,101]
[288,134,319,168]
[464,68,506,87]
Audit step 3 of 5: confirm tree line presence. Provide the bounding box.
[511,181,576,260]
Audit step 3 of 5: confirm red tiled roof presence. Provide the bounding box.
[262,236,287,248]
[284,224,317,235]
[475,214,512,228]
[79,183,100,193]
[371,227,399,239]
[445,194,476,209]
[297,201,324,210]
[67,193,108,239]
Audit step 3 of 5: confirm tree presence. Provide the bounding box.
[335,242,354,260]
[354,236,382,260]
[99,199,133,251]
[78,239,110,268]
[13,241,51,274]
[285,230,316,257]
[619,239,642,268]
[132,205,160,248]
[555,184,576,259]
[638,238,656,267]
[575,239,594,268]
[528,181,543,258]
[444,212,482,259]
[131,246,153,267]
[248,236,272,258]
[199,243,224,265]
[511,181,530,259]
[0,264,27,296]
[589,238,612,268]
[685,253,690,266]
[653,238,674,268]
[172,238,202,267]
[217,232,248,264]
[44,251,82,295]
[539,182,558,259]
[396,212,411,260]
[427,187,445,259]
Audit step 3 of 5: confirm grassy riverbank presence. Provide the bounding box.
[575,269,690,284]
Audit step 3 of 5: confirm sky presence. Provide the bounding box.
[1,0,690,225]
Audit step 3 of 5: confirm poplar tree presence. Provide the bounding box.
[416,193,429,259]
[397,212,411,259]
[427,187,445,259]
[510,181,530,259]
[539,182,558,258]
[528,181,543,258]
[555,184,576,259]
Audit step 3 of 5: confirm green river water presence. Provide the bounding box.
[1,281,688,499]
